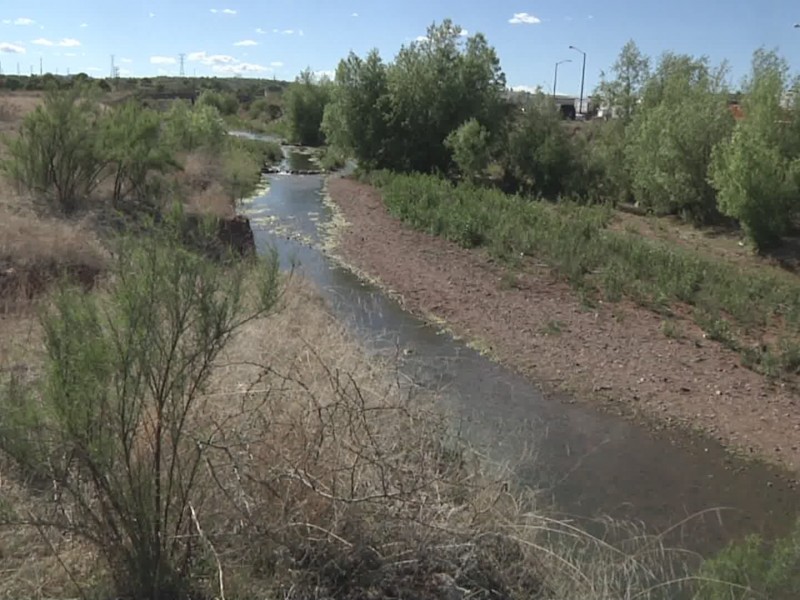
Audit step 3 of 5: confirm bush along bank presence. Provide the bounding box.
[365,170,800,380]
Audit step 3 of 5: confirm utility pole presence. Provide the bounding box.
[569,45,587,116]
[553,59,571,103]
[110,54,115,79]
[179,53,186,77]
[39,57,42,75]
[17,62,20,75]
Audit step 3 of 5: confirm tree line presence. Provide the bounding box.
[283,21,800,252]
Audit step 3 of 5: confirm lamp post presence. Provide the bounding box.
[553,59,572,103]
[569,45,587,116]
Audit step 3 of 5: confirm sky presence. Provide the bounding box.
[1,0,800,95]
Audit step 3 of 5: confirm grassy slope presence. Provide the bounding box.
[369,171,800,379]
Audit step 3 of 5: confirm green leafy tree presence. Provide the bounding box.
[284,69,332,146]
[386,20,506,172]
[1,84,107,213]
[626,53,734,223]
[710,49,800,250]
[322,49,392,169]
[503,94,578,198]
[101,101,179,205]
[596,40,651,123]
[445,118,491,180]
[197,89,239,116]
[162,101,226,151]
[323,20,506,173]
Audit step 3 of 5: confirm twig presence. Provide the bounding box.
[188,503,225,600]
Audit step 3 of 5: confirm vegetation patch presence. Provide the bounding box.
[367,170,800,378]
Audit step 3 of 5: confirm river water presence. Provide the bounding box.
[241,141,799,555]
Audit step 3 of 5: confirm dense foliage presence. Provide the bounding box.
[295,27,800,251]
[1,87,280,212]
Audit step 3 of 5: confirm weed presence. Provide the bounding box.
[541,319,566,335]
[661,319,683,339]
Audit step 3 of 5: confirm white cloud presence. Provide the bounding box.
[120,57,133,63]
[210,8,237,15]
[414,35,427,42]
[273,28,297,35]
[157,67,171,75]
[187,51,236,66]
[351,12,358,17]
[1,20,10,25]
[119,68,132,76]
[270,61,283,68]
[255,27,266,34]
[80,22,88,28]
[587,14,594,19]
[86,67,102,72]
[148,12,155,18]
[234,39,258,46]
[509,12,541,25]
[460,29,469,37]
[64,52,77,57]
[314,69,335,80]
[150,55,177,65]
[213,61,267,74]
[32,37,80,47]
[14,17,35,26]
[511,84,540,93]
[0,42,26,53]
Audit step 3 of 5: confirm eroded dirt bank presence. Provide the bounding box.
[326,177,800,478]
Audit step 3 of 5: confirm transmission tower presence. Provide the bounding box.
[179,53,186,77]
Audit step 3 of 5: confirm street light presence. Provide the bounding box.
[569,45,587,116]
[553,59,572,103]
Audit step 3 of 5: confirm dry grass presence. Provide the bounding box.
[178,150,235,218]
[0,275,698,599]
[0,209,107,313]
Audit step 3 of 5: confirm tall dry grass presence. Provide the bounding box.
[0,209,107,313]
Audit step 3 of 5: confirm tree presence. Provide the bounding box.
[323,20,507,173]
[284,69,331,146]
[595,40,651,123]
[445,118,491,180]
[386,20,506,172]
[502,94,578,198]
[626,53,733,223]
[1,84,107,213]
[710,49,800,250]
[321,49,392,169]
[197,89,239,116]
[101,101,179,205]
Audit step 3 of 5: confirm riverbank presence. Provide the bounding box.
[326,176,800,478]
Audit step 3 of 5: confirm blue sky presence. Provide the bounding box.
[1,0,799,95]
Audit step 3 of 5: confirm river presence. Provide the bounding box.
[239,138,799,555]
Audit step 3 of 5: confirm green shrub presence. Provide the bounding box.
[1,84,106,213]
[695,519,800,600]
[0,215,280,599]
[197,89,239,116]
[163,101,226,152]
[445,118,491,181]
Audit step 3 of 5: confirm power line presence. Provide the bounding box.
[179,53,186,77]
